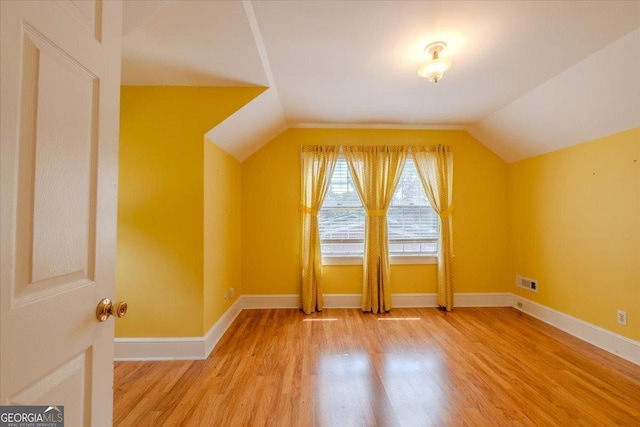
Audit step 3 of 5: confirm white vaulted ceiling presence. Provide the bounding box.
[121,0,640,162]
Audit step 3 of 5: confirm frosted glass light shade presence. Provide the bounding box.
[417,58,452,83]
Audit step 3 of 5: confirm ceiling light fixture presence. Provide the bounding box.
[417,41,452,83]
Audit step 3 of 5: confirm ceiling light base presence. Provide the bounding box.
[425,41,447,56]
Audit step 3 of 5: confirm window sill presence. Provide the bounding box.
[322,255,437,266]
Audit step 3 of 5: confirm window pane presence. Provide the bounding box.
[319,156,439,257]
[388,158,439,255]
[319,157,365,255]
[322,159,362,208]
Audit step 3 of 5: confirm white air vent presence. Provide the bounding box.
[516,275,538,292]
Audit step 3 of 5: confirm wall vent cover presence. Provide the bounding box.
[516,275,538,292]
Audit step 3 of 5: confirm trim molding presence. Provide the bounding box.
[241,294,300,308]
[114,336,205,361]
[512,295,639,365]
[204,297,245,357]
[456,292,514,307]
[240,292,514,309]
[291,123,466,130]
[115,292,638,365]
[324,294,360,308]
[114,298,244,361]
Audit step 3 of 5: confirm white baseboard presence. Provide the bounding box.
[241,294,300,308]
[325,292,514,308]
[114,298,244,361]
[204,297,245,357]
[324,293,361,308]
[114,337,205,361]
[456,292,513,307]
[238,293,441,309]
[115,292,639,366]
[512,295,640,365]
[240,293,513,309]
[393,293,437,307]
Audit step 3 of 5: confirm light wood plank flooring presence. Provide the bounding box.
[114,308,640,426]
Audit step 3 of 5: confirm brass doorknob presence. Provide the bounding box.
[96,298,128,322]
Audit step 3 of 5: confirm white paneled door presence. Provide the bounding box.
[1,1,122,425]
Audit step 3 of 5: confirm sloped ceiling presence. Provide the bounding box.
[122,0,640,162]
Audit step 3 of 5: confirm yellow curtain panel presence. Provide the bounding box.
[300,145,340,314]
[412,145,454,311]
[343,145,408,313]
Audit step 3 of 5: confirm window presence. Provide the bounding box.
[318,156,439,261]
[388,159,439,255]
[318,157,365,256]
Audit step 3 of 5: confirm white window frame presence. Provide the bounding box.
[320,155,438,266]
[322,254,438,266]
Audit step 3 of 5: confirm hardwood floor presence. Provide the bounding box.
[113,308,640,426]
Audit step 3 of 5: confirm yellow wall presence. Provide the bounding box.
[118,88,638,345]
[241,128,510,297]
[204,138,242,331]
[116,86,263,337]
[509,128,640,341]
